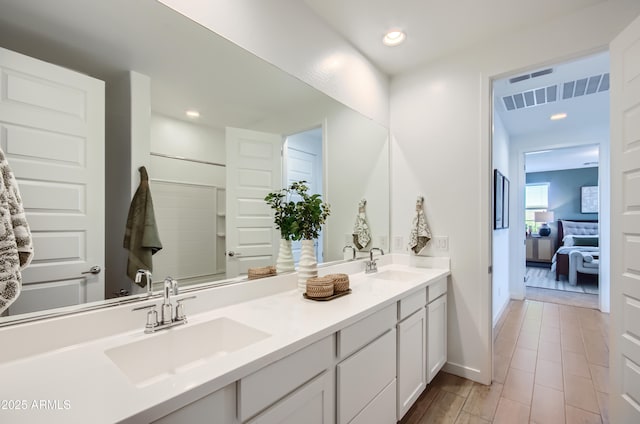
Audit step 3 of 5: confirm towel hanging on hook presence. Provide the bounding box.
[408,196,432,255]
[0,148,34,314]
[352,199,371,250]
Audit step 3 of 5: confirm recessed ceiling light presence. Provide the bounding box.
[186,110,200,118]
[550,112,567,121]
[383,30,406,47]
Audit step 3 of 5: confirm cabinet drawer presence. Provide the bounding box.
[238,336,333,421]
[152,383,238,424]
[349,379,396,424]
[398,288,426,320]
[337,303,396,360]
[247,371,332,424]
[427,277,447,303]
[337,328,396,424]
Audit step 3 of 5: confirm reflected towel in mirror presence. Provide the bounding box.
[124,166,163,284]
[352,199,371,250]
[408,196,432,255]
[0,148,34,314]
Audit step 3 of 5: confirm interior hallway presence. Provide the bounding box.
[401,298,609,423]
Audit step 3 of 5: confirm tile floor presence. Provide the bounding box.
[400,298,609,423]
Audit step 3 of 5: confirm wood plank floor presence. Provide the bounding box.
[400,299,609,423]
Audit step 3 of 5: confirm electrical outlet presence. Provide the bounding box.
[433,236,449,251]
[378,235,388,251]
[393,236,404,250]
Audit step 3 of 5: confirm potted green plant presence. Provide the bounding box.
[265,186,297,273]
[265,181,331,288]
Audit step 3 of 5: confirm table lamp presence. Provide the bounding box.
[534,211,554,237]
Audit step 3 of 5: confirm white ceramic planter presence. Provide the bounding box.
[297,239,318,291]
[276,239,295,274]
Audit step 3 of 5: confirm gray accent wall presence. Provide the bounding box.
[526,168,599,236]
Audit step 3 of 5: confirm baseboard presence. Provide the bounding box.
[442,361,487,384]
[492,298,510,340]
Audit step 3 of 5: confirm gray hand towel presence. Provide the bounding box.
[0,148,34,314]
[124,166,162,285]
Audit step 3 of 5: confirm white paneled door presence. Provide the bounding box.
[610,13,640,423]
[225,127,282,277]
[0,47,105,314]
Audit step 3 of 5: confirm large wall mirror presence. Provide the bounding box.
[0,0,389,323]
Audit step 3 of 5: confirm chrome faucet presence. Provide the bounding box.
[161,277,178,325]
[135,269,153,296]
[365,247,384,273]
[343,245,356,260]
[132,276,196,333]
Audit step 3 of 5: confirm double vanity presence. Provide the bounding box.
[0,254,449,424]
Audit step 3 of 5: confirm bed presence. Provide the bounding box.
[554,219,599,282]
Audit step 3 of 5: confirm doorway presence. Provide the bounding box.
[283,127,324,264]
[491,50,611,320]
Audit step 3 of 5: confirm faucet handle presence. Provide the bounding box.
[133,304,159,332]
[175,296,197,322]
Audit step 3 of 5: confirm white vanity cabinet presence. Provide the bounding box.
[246,371,333,424]
[336,304,397,424]
[396,289,427,420]
[427,277,448,383]
[152,383,239,424]
[238,336,334,423]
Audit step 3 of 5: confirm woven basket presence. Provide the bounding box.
[248,266,277,280]
[306,276,334,298]
[325,273,350,292]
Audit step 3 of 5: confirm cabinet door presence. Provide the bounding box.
[538,238,554,261]
[427,294,447,383]
[248,371,333,424]
[337,329,396,424]
[525,238,534,260]
[397,308,427,420]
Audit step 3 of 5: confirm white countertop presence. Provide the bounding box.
[0,256,449,423]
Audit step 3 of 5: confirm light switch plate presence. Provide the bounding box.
[393,236,404,250]
[433,236,449,251]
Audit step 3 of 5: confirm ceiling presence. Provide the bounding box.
[0,0,611,170]
[0,0,331,130]
[525,145,599,173]
[302,0,606,76]
[303,0,610,172]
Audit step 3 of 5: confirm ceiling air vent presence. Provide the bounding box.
[509,68,553,84]
[502,73,609,112]
[562,73,609,100]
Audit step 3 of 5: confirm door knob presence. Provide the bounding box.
[226,251,242,257]
[81,265,101,275]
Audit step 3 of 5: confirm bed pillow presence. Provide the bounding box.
[572,236,599,247]
[563,235,599,247]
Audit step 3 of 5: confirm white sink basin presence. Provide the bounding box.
[105,317,270,386]
[371,269,425,282]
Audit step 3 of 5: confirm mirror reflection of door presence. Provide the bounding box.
[225,127,282,278]
[0,47,105,316]
[284,127,324,265]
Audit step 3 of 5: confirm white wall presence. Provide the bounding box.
[158,0,389,127]
[390,0,640,384]
[251,102,390,262]
[105,71,152,297]
[492,113,511,326]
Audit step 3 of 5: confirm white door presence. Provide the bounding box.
[285,128,323,263]
[225,127,282,277]
[610,13,640,423]
[0,47,105,315]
